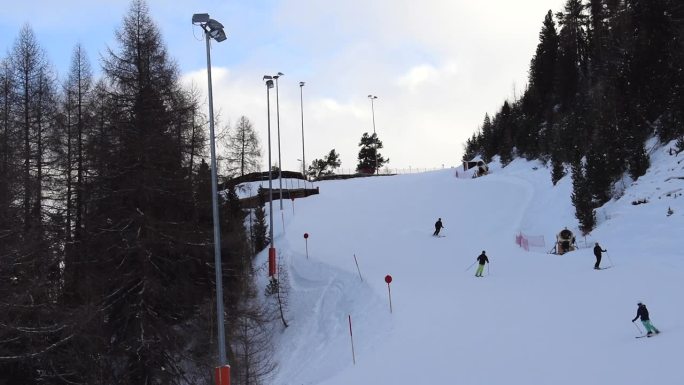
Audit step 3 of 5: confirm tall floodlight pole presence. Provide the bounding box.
[368,95,379,174]
[192,12,230,384]
[263,76,277,277]
[273,72,284,210]
[299,82,306,179]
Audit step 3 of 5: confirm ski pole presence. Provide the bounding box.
[464,261,477,271]
[606,251,615,267]
[487,262,490,276]
[633,320,643,335]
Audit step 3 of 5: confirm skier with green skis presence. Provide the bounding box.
[475,251,489,277]
[632,302,660,336]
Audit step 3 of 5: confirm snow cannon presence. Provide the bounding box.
[556,228,576,255]
[475,161,489,177]
[463,157,489,178]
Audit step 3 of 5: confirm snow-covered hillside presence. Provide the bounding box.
[253,140,684,385]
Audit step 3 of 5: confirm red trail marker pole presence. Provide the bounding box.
[303,233,309,259]
[385,275,393,313]
[268,247,276,276]
[214,365,230,385]
[348,315,356,365]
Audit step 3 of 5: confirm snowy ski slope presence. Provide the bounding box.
[254,140,684,385]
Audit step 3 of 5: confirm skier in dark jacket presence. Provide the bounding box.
[632,302,660,336]
[475,251,489,277]
[593,242,607,269]
[433,218,444,236]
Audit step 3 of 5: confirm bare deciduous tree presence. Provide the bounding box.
[224,116,262,177]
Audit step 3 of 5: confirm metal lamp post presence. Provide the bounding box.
[192,12,230,384]
[299,81,306,179]
[263,76,277,277]
[368,94,379,174]
[271,72,284,210]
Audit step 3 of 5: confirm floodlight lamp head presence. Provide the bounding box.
[266,79,274,89]
[263,75,273,80]
[277,72,284,76]
[209,29,227,42]
[299,81,305,87]
[206,18,224,31]
[192,13,210,24]
[203,18,227,42]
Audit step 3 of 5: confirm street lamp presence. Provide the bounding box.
[368,94,379,174]
[272,72,284,210]
[299,81,306,179]
[263,76,277,277]
[192,12,230,382]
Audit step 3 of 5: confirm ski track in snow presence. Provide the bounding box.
[270,245,391,385]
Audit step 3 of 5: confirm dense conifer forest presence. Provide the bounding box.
[463,0,684,232]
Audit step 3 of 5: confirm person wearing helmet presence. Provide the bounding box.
[475,251,489,277]
[632,302,660,336]
[593,242,607,269]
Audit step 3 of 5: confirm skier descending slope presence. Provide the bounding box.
[632,302,660,337]
[433,218,444,236]
[475,251,489,277]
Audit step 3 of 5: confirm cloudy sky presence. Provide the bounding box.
[0,0,567,172]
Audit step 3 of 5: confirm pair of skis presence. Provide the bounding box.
[635,333,660,339]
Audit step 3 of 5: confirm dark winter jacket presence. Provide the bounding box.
[593,245,606,257]
[632,304,650,322]
[435,220,443,230]
[477,253,489,265]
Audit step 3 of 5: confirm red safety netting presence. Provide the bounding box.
[516,232,546,251]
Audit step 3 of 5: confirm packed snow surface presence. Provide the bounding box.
[255,140,684,385]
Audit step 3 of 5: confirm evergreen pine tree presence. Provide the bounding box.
[252,187,269,252]
[551,154,566,185]
[585,147,613,205]
[356,132,388,174]
[529,10,559,118]
[498,101,514,166]
[626,139,650,180]
[461,131,481,162]
[480,114,496,162]
[571,159,596,234]
[555,0,589,108]
[307,149,342,179]
[627,0,681,139]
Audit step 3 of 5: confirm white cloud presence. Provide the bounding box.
[1,0,569,172]
[397,65,441,91]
